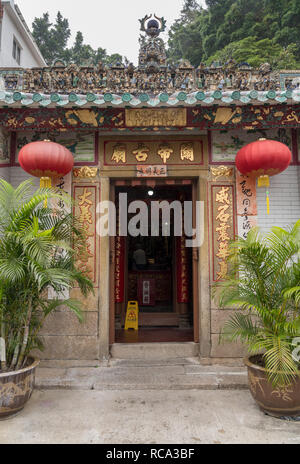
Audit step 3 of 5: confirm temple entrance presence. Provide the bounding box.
[112,180,197,344]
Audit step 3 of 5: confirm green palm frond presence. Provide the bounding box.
[0,180,93,370]
[41,298,84,322]
[284,286,300,306]
[263,335,300,387]
[0,258,26,283]
[213,220,300,388]
[221,312,260,344]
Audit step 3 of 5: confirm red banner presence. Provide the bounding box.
[115,236,125,303]
[176,236,189,304]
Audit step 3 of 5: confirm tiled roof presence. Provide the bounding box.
[0,89,299,108]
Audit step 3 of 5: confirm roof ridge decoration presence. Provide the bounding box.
[0,15,300,97]
[138,14,167,73]
[1,64,300,98]
[1,89,300,108]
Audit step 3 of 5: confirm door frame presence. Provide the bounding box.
[109,177,200,344]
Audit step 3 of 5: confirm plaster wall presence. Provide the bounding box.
[257,166,300,233]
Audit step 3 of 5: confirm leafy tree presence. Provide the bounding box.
[168,1,203,64]
[168,18,203,66]
[52,11,71,59]
[71,32,93,65]
[180,0,202,23]
[32,13,54,64]
[93,47,109,65]
[167,0,300,68]
[32,12,126,67]
[208,36,298,69]
[32,12,71,65]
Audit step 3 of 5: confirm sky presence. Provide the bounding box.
[15,0,205,64]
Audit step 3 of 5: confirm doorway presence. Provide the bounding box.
[111,180,198,344]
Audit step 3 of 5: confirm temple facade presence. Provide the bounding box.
[0,15,299,364]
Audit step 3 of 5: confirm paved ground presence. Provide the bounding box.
[1,389,300,444]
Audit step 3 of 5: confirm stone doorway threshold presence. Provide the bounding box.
[116,327,194,343]
[115,328,194,344]
[112,340,197,359]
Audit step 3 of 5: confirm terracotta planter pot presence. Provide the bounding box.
[245,355,300,418]
[0,358,40,420]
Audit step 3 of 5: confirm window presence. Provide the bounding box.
[12,38,21,65]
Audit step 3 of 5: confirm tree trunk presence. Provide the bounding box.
[16,300,32,370]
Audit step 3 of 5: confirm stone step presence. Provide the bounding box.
[110,342,199,360]
[108,357,201,367]
[35,364,248,391]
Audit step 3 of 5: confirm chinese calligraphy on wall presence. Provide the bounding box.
[74,186,97,284]
[236,172,257,239]
[212,185,235,281]
[105,139,204,166]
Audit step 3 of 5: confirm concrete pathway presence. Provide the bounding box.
[1,390,300,444]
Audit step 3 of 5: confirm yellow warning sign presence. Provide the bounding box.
[124,301,139,331]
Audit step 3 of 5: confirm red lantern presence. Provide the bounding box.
[236,138,292,214]
[19,140,74,189]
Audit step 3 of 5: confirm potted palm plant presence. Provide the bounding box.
[213,220,300,418]
[0,180,93,419]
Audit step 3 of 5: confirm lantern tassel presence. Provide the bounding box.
[266,190,270,215]
[40,177,52,207]
[258,175,270,188]
[40,177,52,189]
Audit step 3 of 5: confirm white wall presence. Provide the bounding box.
[0,167,40,191]
[257,166,300,233]
[0,3,44,68]
[9,166,40,188]
[0,167,10,181]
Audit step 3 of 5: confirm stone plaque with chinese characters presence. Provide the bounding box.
[136,165,167,177]
[211,185,235,282]
[104,138,204,166]
[125,108,187,127]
